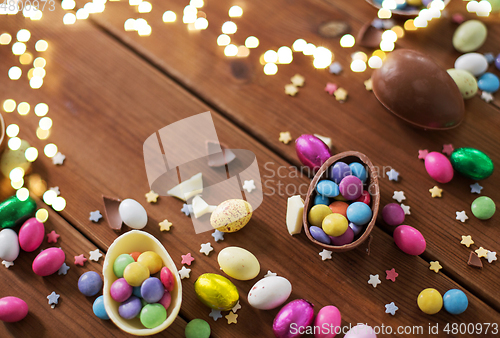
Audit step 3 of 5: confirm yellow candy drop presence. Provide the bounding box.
[123,262,150,287]
[308,204,332,227]
[417,288,443,315]
[322,213,348,237]
[137,251,163,274]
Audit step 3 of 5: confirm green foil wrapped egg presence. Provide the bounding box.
[194,273,239,311]
[450,148,493,180]
[0,196,37,229]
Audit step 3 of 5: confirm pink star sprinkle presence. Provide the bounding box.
[442,144,454,156]
[181,253,195,266]
[324,83,338,95]
[418,149,428,160]
[47,230,60,243]
[385,268,398,282]
[74,254,87,266]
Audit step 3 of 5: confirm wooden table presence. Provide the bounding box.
[1,1,499,337]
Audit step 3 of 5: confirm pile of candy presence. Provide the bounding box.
[308,161,372,246]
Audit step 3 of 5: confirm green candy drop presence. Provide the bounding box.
[0,196,36,228]
[113,254,135,278]
[140,303,167,329]
[185,319,211,338]
[471,196,496,220]
[450,148,494,181]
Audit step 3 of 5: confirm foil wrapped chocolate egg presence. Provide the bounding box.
[372,49,465,130]
[295,134,332,170]
[194,273,239,311]
[450,148,494,180]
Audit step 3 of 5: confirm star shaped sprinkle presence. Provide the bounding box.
[47,230,60,243]
[392,191,406,203]
[400,204,410,215]
[456,211,468,223]
[200,242,213,256]
[225,312,238,324]
[279,131,292,144]
[181,253,195,266]
[484,53,495,64]
[242,179,256,193]
[290,74,305,87]
[2,260,14,268]
[385,302,398,315]
[285,84,298,96]
[178,266,191,279]
[324,82,338,95]
[181,204,191,216]
[486,251,497,263]
[371,18,384,29]
[470,183,483,194]
[89,210,102,222]
[442,144,454,156]
[429,261,442,273]
[418,149,428,160]
[429,186,443,198]
[232,301,241,313]
[461,235,474,247]
[50,186,60,195]
[89,249,103,262]
[212,230,224,242]
[159,219,173,231]
[74,254,87,266]
[386,169,399,181]
[475,247,488,258]
[481,91,493,103]
[47,292,60,307]
[264,270,277,278]
[385,268,398,282]
[52,152,66,165]
[333,87,348,102]
[368,274,381,288]
[58,263,70,275]
[145,190,159,203]
[319,249,333,261]
[364,78,372,91]
[209,309,222,321]
[329,61,342,74]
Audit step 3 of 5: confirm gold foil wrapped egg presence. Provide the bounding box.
[194,273,239,311]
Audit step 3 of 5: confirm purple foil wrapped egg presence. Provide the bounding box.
[273,299,314,338]
[295,135,332,171]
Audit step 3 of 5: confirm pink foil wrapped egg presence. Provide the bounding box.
[273,299,314,338]
[393,225,426,255]
[32,247,65,276]
[0,297,28,322]
[314,305,341,338]
[295,135,332,171]
[18,218,45,252]
[424,152,454,183]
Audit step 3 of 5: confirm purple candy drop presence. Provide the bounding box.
[382,203,405,226]
[118,296,142,319]
[339,175,363,200]
[329,162,351,184]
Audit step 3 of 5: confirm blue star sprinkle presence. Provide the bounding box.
[47,292,60,307]
[58,263,70,275]
[209,309,222,321]
[470,183,483,194]
[484,53,494,64]
[371,19,384,29]
[89,210,102,222]
[212,230,224,242]
[386,169,399,181]
[329,62,342,75]
[181,204,191,216]
[385,302,398,316]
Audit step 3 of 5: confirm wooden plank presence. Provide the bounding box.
[1,4,499,338]
[72,0,500,311]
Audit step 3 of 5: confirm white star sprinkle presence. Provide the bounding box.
[2,260,14,268]
[52,152,66,165]
[487,251,497,264]
[481,91,494,103]
[392,191,406,203]
[199,242,213,256]
[231,301,241,313]
[242,179,256,193]
[178,266,191,279]
[319,249,333,261]
[264,270,277,278]
[385,302,398,315]
[386,169,399,181]
[400,204,411,215]
[50,186,60,195]
[209,309,222,321]
[368,274,381,288]
[89,249,103,262]
[212,230,224,242]
[456,211,468,223]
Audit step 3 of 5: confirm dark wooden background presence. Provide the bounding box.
[1,0,499,337]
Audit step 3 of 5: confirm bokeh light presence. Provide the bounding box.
[44,143,58,158]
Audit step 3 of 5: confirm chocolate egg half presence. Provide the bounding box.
[372,49,465,130]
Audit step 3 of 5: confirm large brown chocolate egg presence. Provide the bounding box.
[372,49,465,130]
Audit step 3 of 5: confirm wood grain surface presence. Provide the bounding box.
[0,1,499,337]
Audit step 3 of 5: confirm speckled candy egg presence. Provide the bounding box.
[424,152,454,183]
[393,225,426,255]
[210,199,252,233]
[452,20,487,53]
[32,247,65,276]
[0,229,19,262]
[0,297,28,322]
[118,199,148,229]
[313,305,341,338]
[248,276,292,310]
[18,218,44,252]
[194,273,239,311]
[217,246,260,280]
[447,69,478,99]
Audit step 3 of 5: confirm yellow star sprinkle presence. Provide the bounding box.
[159,219,172,231]
[333,87,348,101]
[429,186,442,198]
[460,235,474,248]
[225,311,238,324]
[279,131,292,145]
[429,261,442,273]
[475,247,488,258]
[290,74,305,87]
[364,78,373,91]
[285,84,298,96]
[145,190,159,203]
